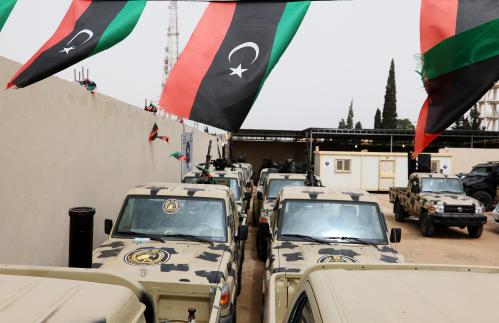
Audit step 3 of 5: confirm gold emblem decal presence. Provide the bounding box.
[124,248,170,266]
[163,199,181,215]
[317,255,357,263]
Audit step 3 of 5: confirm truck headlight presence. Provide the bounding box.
[219,283,230,310]
[429,202,444,214]
[475,204,483,214]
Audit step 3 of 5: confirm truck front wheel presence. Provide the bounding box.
[468,225,484,238]
[394,201,408,222]
[420,212,435,237]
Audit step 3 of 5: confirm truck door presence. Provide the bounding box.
[408,177,420,215]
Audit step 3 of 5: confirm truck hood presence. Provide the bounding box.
[271,241,402,274]
[460,175,486,186]
[419,192,479,205]
[92,239,230,285]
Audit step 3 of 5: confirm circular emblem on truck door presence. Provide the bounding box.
[317,255,357,263]
[124,248,170,266]
[457,207,463,213]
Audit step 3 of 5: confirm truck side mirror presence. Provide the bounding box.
[390,228,402,243]
[257,191,263,201]
[260,223,271,238]
[244,191,252,201]
[238,224,248,241]
[104,219,113,235]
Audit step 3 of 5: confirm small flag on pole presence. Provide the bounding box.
[148,123,159,142]
[170,152,187,161]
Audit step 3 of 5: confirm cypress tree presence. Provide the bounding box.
[355,121,362,130]
[382,59,397,129]
[374,108,382,129]
[346,100,354,129]
[469,106,481,130]
[338,119,347,129]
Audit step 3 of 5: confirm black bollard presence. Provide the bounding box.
[68,207,95,268]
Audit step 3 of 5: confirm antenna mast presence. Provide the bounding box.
[162,1,179,89]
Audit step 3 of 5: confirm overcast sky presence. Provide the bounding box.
[0,0,426,130]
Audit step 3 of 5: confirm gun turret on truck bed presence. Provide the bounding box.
[389,173,486,238]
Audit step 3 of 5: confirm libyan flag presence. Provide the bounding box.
[0,0,16,32]
[414,0,499,155]
[159,1,310,131]
[7,0,145,89]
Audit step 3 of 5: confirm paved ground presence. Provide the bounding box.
[237,193,499,321]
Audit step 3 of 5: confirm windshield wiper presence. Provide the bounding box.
[280,234,331,244]
[326,236,377,247]
[165,233,214,246]
[119,231,165,243]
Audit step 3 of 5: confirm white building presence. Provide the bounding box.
[477,82,499,131]
[314,150,453,192]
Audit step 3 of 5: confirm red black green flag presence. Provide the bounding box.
[170,152,187,161]
[414,0,499,155]
[0,0,16,32]
[148,123,159,142]
[7,0,145,89]
[159,1,310,131]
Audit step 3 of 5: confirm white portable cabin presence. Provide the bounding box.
[314,150,453,191]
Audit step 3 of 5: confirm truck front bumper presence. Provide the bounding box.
[432,213,487,226]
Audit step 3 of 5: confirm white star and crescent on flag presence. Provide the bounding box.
[60,29,94,55]
[227,42,260,78]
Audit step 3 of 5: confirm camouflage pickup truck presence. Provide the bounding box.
[261,186,403,299]
[93,183,248,323]
[264,263,499,323]
[389,173,486,238]
[256,173,307,260]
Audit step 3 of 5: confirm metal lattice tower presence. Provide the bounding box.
[162,1,179,89]
[477,82,499,131]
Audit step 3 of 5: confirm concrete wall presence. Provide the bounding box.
[439,148,499,174]
[0,57,220,266]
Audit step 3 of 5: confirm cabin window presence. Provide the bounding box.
[431,160,440,173]
[335,159,351,173]
[288,292,316,323]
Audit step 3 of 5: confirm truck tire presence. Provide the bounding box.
[394,201,408,222]
[420,212,435,237]
[471,191,493,211]
[468,225,483,238]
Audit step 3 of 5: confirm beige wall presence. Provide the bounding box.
[439,148,499,174]
[0,57,220,266]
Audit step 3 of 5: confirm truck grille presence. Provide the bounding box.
[444,205,475,214]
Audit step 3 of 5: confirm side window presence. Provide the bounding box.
[335,159,351,173]
[288,292,316,323]
[228,197,235,231]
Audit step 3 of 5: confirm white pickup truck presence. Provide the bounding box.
[265,263,499,323]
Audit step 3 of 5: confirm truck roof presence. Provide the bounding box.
[411,172,459,179]
[278,186,378,203]
[129,183,233,199]
[304,263,499,322]
[0,265,152,323]
[267,173,307,180]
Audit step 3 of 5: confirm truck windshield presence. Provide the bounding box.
[259,170,268,186]
[469,167,493,176]
[421,178,463,194]
[267,179,305,199]
[183,176,240,200]
[115,196,227,242]
[278,200,387,244]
